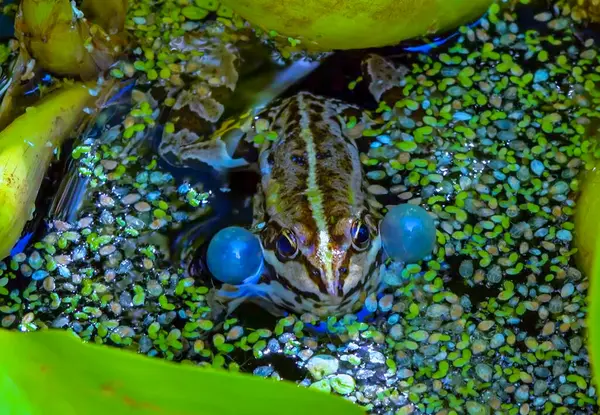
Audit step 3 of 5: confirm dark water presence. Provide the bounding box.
[0,0,14,40]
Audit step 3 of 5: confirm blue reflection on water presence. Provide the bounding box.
[10,232,33,257]
[402,13,487,53]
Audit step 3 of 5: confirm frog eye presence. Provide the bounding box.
[351,220,371,251]
[276,230,298,260]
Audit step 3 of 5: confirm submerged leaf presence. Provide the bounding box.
[14,0,127,79]
[0,81,108,260]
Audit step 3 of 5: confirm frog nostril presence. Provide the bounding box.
[310,268,320,278]
[339,267,348,275]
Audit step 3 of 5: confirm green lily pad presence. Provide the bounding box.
[0,329,364,415]
[219,0,492,50]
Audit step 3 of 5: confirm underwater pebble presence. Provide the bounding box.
[389,324,404,340]
[475,363,493,382]
[530,160,545,176]
[309,379,331,393]
[556,229,572,242]
[466,401,489,415]
[122,193,141,205]
[32,270,48,281]
[330,374,355,395]
[305,355,339,380]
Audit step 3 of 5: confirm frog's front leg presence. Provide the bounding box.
[207,278,287,320]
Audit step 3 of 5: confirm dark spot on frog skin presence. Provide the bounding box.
[291,154,307,165]
[316,150,332,159]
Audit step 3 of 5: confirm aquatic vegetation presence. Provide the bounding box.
[573,160,600,387]
[573,167,600,280]
[0,82,105,260]
[559,0,600,22]
[80,0,129,35]
[206,226,264,284]
[14,0,126,79]
[218,0,493,50]
[0,328,363,415]
[587,211,600,396]
[0,0,598,414]
[380,204,436,263]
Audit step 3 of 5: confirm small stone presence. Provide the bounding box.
[365,294,378,312]
[309,379,331,393]
[100,194,115,207]
[2,315,16,327]
[490,333,505,348]
[368,351,386,364]
[409,330,429,342]
[306,355,339,380]
[515,385,530,403]
[99,245,117,256]
[556,230,572,242]
[561,283,574,298]
[534,12,552,22]
[466,401,489,415]
[454,112,472,121]
[530,160,545,176]
[471,340,488,354]
[43,277,55,292]
[534,380,548,395]
[28,251,43,269]
[253,365,274,378]
[122,193,141,205]
[427,304,449,319]
[134,201,152,212]
[101,160,118,170]
[226,326,244,341]
[32,270,48,281]
[450,304,464,320]
[478,320,495,331]
[570,336,583,353]
[397,368,414,379]
[378,294,394,312]
[389,324,404,340]
[533,69,549,82]
[486,265,502,284]
[542,322,555,336]
[459,260,474,278]
[558,384,577,396]
[475,363,493,382]
[367,184,389,195]
[330,374,355,395]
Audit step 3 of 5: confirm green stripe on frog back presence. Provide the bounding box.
[297,94,335,293]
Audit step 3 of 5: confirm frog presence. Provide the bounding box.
[157,29,411,318]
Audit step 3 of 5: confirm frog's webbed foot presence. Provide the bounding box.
[206,284,249,321]
[361,53,410,105]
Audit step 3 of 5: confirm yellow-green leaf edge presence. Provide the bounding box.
[574,165,600,396]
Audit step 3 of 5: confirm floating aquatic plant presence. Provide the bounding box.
[218,0,493,50]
